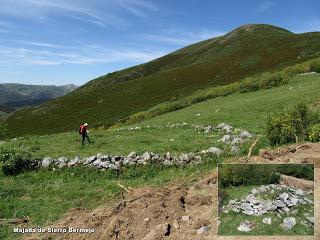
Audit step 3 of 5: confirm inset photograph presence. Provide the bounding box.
[218,164,314,236]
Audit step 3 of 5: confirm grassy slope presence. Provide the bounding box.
[5,25,320,136]
[219,185,314,235]
[138,74,320,132]
[0,74,319,239]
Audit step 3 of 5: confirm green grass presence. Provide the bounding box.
[221,185,256,203]
[11,126,250,159]
[5,24,320,136]
[219,185,314,235]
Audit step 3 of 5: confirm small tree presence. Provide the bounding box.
[266,104,312,145]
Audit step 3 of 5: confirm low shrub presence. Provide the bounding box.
[309,124,320,142]
[310,59,320,73]
[0,144,37,175]
[266,103,315,145]
[218,164,278,188]
[277,164,314,180]
[218,164,313,188]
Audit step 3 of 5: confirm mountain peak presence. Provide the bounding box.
[221,24,293,42]
[229,24,293,35]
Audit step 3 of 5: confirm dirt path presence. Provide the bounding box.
[24,143,320,240]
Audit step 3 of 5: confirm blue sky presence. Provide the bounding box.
[0,0,319,86]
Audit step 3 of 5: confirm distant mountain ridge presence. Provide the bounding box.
[4,24,320,136]
[0,83,77,112]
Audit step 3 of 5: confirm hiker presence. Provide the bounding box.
[79,123,92,145]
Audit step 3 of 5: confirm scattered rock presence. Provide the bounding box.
[196,225,211,235]
[207,147,223,156]
[231,137,244,145]
[127,151,137,159]
[282,217,296,229]
[282,207,290,213]
[84,156,96,165]
[58,162,66,168]
[142,152,151,161]
[289,197,299,205]
[305,216,314,225]
[239,131,252,139]
[262,217,272,225]
[204,125,213,133]
[219,135,231,143]
[142,223,170,240]
[279,192,289,201]
[172,220,180,229]
[181,216,190,221]
[92,159,102,167]
[231,145,240,154]
[42,157,52,168]
[237,220,254,232]
[68,156,80,167]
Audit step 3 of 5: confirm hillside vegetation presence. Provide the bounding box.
[4,24,320,136]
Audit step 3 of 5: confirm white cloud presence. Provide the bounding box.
[0,43,166,66]
[0,0,158,28]
[256,1,274,13]
[15,41,63,48]
[114,0,158,17]
[28,59,61,65]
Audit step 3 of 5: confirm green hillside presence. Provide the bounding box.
[4,24,320,137]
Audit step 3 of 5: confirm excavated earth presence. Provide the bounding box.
[24,143,320,240]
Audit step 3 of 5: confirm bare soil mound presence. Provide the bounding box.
[24,176,218,240]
